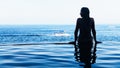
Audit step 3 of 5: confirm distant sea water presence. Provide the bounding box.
[0,25,120,68]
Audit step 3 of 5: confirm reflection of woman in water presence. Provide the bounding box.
[74,7,97,67]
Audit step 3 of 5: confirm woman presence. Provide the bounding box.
[74,7,97,65]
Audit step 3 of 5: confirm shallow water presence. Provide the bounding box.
[0,44,78,68]
[93,41,120,68]
[0,42,120,68]
[0,25,120,68]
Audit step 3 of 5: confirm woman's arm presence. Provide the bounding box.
[91,18,97,43]
[74,18,79,45]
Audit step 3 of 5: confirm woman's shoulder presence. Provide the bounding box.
[77,18,82,23]
[77,18,82,20]
[90,18,95,25]
[90,17,94,21]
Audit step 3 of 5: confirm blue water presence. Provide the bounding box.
[0,25,74,44]
[0,25,120,68]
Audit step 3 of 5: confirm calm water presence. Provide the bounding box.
[0,25,120,68]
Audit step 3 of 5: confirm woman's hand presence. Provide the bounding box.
[95,41,102,44]
[68,41,76,45]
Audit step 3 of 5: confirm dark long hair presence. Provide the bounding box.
[80,7,90,19]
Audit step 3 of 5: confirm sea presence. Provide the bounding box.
[0,25,120,68]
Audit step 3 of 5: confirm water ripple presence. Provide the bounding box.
[0,42,120,68]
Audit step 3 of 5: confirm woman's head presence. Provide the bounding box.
[80,7,90,18]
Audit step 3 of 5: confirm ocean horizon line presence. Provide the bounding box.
[0,23,119,26]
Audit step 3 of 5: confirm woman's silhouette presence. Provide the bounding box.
[74,7,97,67]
